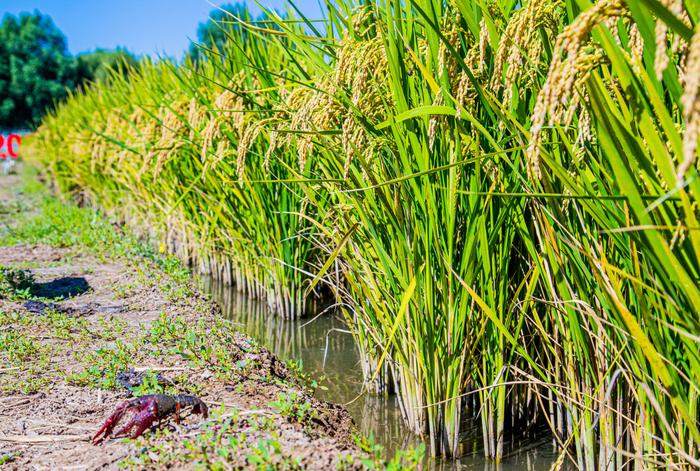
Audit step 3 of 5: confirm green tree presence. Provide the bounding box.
[75,48,139,85]
[0,11,76,129]
[188,3,251,61]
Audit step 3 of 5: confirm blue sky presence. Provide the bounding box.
[1,1,323,59]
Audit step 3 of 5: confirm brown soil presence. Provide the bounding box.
[0,171,361,469]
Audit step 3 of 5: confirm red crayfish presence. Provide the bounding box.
[92,394,208,445]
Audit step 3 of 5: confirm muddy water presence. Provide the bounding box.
[202,277,563,470]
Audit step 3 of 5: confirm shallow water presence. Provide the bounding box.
[202,277,565,470]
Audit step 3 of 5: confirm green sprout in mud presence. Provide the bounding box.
[66,339,137,389]
[132,262,193,303]
[284,358,326,393]
[94,316,128,340]
[145,313,261,383]
[129,370,170,396]
[112,281,136,299]
[120,407,275,470]
[41,309,90,340]
[0,329,52,393]
[269,391,316,427]
[245,435,302,470]
[119,405,318,471]
[0,303,135,393]
[0,452,20,466]
[0,331,43,363]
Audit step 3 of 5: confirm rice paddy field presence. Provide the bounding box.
[25,0,700,468]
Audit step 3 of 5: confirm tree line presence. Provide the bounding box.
[0,4,262,130]
[0,11,138,130]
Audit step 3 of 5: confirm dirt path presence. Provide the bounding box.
[0,168,364,469]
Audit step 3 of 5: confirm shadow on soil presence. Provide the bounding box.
[31,276,91,299]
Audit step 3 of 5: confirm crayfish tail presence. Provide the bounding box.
[176,395,209,418]
[194,401,209,418]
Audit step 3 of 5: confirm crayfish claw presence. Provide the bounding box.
[115,398,158,439]
[92,401,130,445]
[127,410,158,439]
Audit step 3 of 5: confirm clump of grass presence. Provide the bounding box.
[119,405,369,470]
[0,304,130,393]
[0,452,20,466]
[119,408,247,469]
[0,326,53,393]
[0,266,35,298]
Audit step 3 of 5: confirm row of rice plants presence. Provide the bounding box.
[30,9,323,318]
[26,0,700,467]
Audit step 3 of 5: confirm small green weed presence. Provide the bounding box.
[42,309,88,339]
[0,331,43,363]
[0,451,20,465]
[144,314,254,382]
[120,407,244,470]
[246,435,301,470]
[285,358,325,393]
[129,369,177,396]
[269,391,316,427]
[66,339,137,389]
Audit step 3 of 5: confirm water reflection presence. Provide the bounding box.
[439,433,562,470]
[202,276,566,470]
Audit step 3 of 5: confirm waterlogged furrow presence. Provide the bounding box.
[26,1,700,468]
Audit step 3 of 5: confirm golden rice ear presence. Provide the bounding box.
[210,139,229,174]
[490,0,563,101]
[527,0,628,180]
[201,81,247,167]
[264,126,279,174]
[679,28,700,185]
[200,117,218,164]
[655,19,670,80]
[236,120,264,181]
[628,22,644,67]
